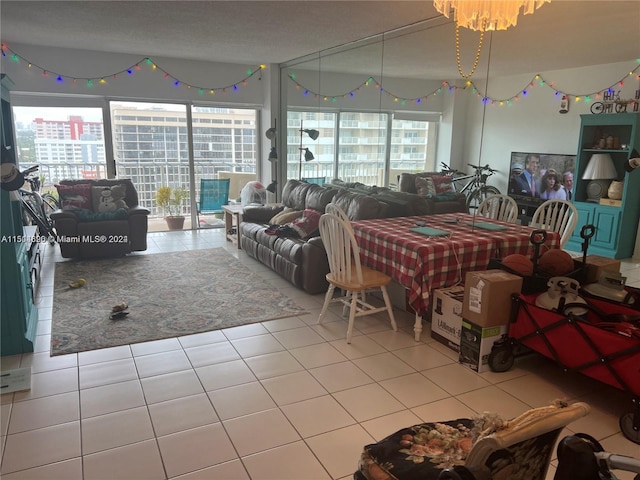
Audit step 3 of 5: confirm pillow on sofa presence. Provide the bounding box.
[431,175,454,194]
[415,176,436,196]
[289,208,322,239]
[92,184,129,213]
[269,208,304,225]
[55,183,93,210]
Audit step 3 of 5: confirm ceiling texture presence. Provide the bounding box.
[1,1,639,81]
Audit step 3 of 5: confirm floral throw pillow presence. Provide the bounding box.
[269,208,304,225]
[415,176,437,197]
[55,183,93,211]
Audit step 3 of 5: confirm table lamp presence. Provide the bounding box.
[582,153,617,202]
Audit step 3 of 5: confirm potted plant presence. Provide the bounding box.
[156,186,189,230]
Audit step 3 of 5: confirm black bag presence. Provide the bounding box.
[554,433,616,480]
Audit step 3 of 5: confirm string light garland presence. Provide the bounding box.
[289,61,640,108]
[0,43,266,94]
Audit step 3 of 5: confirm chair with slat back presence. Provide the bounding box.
[477,194,519,223]
[531,199,578,248]
[318,212,397,343]
[197,178,230,227]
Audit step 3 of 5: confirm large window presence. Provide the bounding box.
[287,110,437,187]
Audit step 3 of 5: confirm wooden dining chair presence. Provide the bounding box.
[318,213,398,343]
[477,194,519,223]
[531,199,578,248]
[325,202,351,223]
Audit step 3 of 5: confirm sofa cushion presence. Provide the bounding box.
[306,185,339,212]
[332,190,389,220]
[269,208,304,225]
[281,179,313,210]
[91,184,129,213]
[415,176,437,196]
[56,183,93,210]
[431,175,454,194]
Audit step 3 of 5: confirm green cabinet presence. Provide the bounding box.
[1,74,37,356]
[565,113,640,258]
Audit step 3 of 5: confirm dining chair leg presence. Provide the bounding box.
[380,285,398,332]
[346,291,359,344]
[318,284,335,324]
[342,290,351,317]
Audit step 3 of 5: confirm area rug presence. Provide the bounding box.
[51,248,307,356]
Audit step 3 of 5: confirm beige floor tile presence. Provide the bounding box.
[392,344,455,371]
[77,345,132,366]
[20,351,77,374]
[309,361,374,393]
[242,441,331,480]
[1,458,82,480]
[1,421,80,474]
[271,326,326,349]
[158,423,238,478]
[411,397,477,423]
[352,352,416,382]
[13,367,78,402]
[311,317,362,342]
[457,385,531,419]
[83,439,165,480]
[261,316,307,333]
[288,342,348,369]
[1,404,10,436]
[80,379,145,418]
[243,351,304,380]
[79,358,138,390]
[130,337,183,356]
[207,382,276,421]
[367,329,420,351]
[148,393,218,436]
[230,334,285,358]
[305,424,375,479]
[134,349,192,378]
[333,383,405,422]
[171,459,250,479]
[421,363,492,396]
[223,408,300,456]
[379,372,450,408]
[195,359,257,391]
[141,369,205,404]
[222,323,270,340]
[497,373,580,408]
[178,329,228,349]
[360,409,423,441]
[329,335,387,359]
[8,391,79,434]
[81,406,154,454]
[184,341,240,367]
[261,370,327,405]
[281,395,355,438]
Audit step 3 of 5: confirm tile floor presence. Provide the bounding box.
[1,229,639,480]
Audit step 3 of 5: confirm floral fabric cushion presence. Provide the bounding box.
[91,184,129,213]
[431,175,454,194]
[415,176,437,197]
[269,208,304,225]
[55,183,93,211]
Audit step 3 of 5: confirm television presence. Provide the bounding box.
[508,152,576,218]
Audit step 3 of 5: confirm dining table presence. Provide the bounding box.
[350,212,561,340]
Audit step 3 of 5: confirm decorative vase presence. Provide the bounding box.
[607,181,623,201]
[165,216,185,230]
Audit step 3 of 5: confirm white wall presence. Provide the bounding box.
[462,60,640,193]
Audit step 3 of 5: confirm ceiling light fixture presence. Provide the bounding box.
[434,0,550,79]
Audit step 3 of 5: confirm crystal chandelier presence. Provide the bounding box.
[433,0,550,31]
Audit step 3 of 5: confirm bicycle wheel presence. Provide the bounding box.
[467,186,500,211]
[20,192,56,240]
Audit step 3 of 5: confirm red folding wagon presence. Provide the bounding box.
[488,290,640,445]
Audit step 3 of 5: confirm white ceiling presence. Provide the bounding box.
[1,1,639,80]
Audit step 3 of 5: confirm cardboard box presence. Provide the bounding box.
[430,285,465,352]
[578,255,621,284]
[459,319,507,373]
[462,270,523,327]
[599,198,622,207]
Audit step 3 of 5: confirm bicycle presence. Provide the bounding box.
[18,165,60,243]
[440,162,500,210]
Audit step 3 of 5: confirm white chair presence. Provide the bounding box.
[531,199,578,248]
[325,202,351,223]
[477,194,519,223]
[318,213,398,343]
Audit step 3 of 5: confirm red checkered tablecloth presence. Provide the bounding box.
[351,213,560,316]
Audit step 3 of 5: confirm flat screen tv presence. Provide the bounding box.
[508,152,576,216]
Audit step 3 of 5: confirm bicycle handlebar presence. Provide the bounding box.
[22,165,39,176]
[466,163,499,174]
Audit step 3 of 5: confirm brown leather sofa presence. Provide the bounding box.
[51,179,150,258]
[240,178,453,294]
[398,172,468,214]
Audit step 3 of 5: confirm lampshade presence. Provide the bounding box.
[582,153,617,180]
[433,0,551,31]
[265,127,277,141]
[301,128,320,141]
[268,147,277,161]
[266,181,277,194]
[300,148,314,161]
